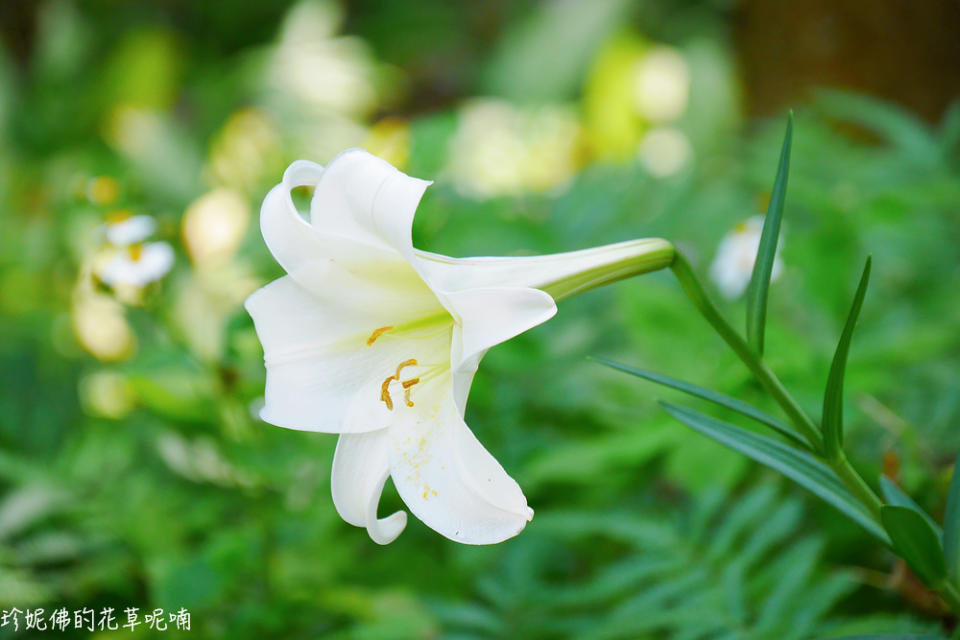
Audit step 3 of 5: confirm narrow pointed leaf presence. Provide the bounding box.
[822,256,872,459]
[660,402,888,543]
[943,452,960,579]
[746,112,793,356]
[595,357,807,447]
[879,475,941,538]
[881,505,947,586]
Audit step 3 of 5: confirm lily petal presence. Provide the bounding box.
[446,286,556,371]
[245,274,450,432]
[310,149,432,263]
[388,389,533,544]
[332,430,407,545]
[451,352,483,416]
[260,159,420,292]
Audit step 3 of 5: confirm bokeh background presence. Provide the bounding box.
[1,1,959,637]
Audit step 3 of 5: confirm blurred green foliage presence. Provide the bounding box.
[1,1,959,637]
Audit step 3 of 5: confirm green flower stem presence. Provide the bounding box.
[669,251,883,522]
[669,252,823,452]
[540,239,675,302]
[832,451,884,521]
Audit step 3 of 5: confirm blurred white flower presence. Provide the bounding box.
[174,261,260,361]
[447,99,581,198]
[97,242,174,287]
[245,150,673,544]
[268,0,379,117]
[709,216,784,299]
[638,127,692,177]
[633,46,690,123]
[157,432,256,488]
[103,212,156,246]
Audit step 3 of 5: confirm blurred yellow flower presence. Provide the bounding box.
[72,292,136,362]
[365,117,411,170]
[104,106,161,157]
[79,371,135,419]
[182,188,249,267]
[206,109,281,191]
[583,34,646,160]
[583,35,691,161]
[86,176,119,205]
[446,99,581,198]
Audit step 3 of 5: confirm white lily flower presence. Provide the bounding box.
[97,242,175,287]
[103,212,157,246]
[244,150,673,544]
[709,215,784,299]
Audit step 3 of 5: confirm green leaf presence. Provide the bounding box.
[820,633,944,640]
[746,112,793,356]
[942,452,960,580]
[879,475,942,538]
[660,402,888,543]
[594,357,808,447]
[881,505,947,587]
[822,256,872,459]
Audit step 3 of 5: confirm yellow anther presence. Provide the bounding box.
[366,325,393,346]
[395,359,418,379]
[127,244,144,261]
[380,376,395,410]
[380,360,420,411]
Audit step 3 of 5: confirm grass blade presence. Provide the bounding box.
[943,452,960,580]
[594,357,807,447]
[746,112,793,356]
[660,402,888,543]
[822,256,872,459]
[881,505,948,586]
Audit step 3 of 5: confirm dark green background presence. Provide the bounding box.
[1,1,959,637]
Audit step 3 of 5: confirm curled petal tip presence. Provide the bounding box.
[367,510,407,545]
